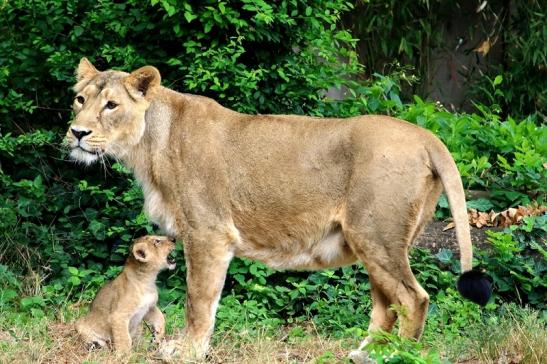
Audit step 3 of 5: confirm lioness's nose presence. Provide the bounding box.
[71,128,92,140]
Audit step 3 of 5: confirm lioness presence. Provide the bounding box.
[75,235,176,352]
[66,58,491,362]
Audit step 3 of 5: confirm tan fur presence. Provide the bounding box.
[75,235,176,352]
[67,58,474,361]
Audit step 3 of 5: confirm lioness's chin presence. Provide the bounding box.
[70,148,100,165]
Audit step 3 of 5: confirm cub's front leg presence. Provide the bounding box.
[144,305,165,343]
[111,314,132,352]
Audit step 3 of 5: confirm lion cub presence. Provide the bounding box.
[75,235,177,352]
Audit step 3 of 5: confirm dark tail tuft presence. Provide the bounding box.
[457,269,492,306]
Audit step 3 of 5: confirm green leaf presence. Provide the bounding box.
[437,194,449,209]
[20,296,45,309]
[68,276,81,286]
[493,75,503,86]
[89,220,106,240]
[73,26,84,37]
[0,289,18,302]
[466,198,495,211]
[435,249,453,264]
[184,11,197,23]
[389,91,402,109]
[173,23,181,35]
[204,22,213,33]
[163,2,176,16]
[30,308,45,318]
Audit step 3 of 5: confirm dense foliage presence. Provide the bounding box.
[0,1,545,361]
[345,0,546,118]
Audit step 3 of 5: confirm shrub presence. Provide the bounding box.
[478,215,547,306]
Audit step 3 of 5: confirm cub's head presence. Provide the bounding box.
[130,235,177,271]
[66,58,161,165]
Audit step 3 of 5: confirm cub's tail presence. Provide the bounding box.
[427,137,492,306]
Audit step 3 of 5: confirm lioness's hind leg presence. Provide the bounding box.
[348,281,397,364]
[364,282,397,344]
[343,226,429,359]
[375,260,429,340]
[350,239,429,341]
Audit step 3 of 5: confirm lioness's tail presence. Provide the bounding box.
[427,138,492,306]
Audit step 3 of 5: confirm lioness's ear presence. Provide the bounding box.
[132,242,150,263]
[76,57,99,81]
[124,66,161,101]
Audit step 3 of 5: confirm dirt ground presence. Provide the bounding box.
[414,220,496,255]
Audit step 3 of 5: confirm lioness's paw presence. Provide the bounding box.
[348,349,374,364]
[158,339,177,361]
[159,339,206,363]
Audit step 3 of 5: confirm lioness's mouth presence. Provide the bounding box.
[69,145,104,165]
[75,145,101,155]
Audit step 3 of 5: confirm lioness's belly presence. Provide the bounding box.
[234,228,357,270]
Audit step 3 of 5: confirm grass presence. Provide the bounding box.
[469,306,546,364]
[0,308,351,364]
[1,299,545,364]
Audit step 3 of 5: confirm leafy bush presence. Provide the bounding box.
[0,265,20,312]
[400,96,546,207]
[478,215,547,306]
[1,0,362,126]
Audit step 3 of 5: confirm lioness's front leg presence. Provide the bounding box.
[161,231,233,361]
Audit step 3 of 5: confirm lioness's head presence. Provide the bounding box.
[130,235,177,271]
[66,58,161,164]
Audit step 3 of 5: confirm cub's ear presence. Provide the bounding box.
[132,242,150,263]
[124,66,161,101]
[76,57,99,81]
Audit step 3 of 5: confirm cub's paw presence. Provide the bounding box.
[87,339,107,351]
[151,330,165,345]
[348,349,374,364]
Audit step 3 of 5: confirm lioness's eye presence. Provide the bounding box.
[105,101,118,110]
[154,239,161,245]
[75,95,85,104]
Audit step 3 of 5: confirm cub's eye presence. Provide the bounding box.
[105,101,118,110]
[75,96,85,104]
[154,239,161,246]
